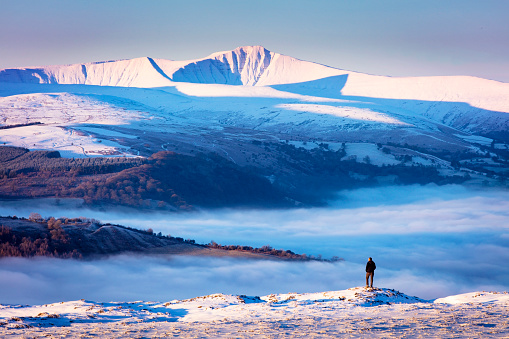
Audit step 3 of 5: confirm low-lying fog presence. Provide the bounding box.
[1,184,508,304]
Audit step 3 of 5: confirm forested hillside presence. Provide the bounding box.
[0,145,471,210]
[0,147,288,209]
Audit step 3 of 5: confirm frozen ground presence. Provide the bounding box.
[0,287,507,338]
[0,92,143,157]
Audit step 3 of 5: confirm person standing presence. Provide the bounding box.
[365,257,376,288]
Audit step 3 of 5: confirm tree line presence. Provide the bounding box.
[0,215,81,258]
[0,146,145,178]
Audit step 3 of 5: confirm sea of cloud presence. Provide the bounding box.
[0,184,508,304]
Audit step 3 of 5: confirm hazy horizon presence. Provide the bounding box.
[1,1,508,82]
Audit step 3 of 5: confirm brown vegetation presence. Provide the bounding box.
[0,217,81,258]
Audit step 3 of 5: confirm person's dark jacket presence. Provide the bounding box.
[366,260,376,273]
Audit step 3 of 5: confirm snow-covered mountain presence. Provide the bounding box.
[1,46,509,197]
[165,45,352,86]
[2,45,508,112]
[1,287,507,336]
[0,46,349,87]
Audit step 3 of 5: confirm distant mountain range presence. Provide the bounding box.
[0,46,508,209]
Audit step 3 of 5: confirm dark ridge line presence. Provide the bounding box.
[147,57,172,81]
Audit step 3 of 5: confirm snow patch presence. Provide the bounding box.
[277,103,409,125]
[0,125,133,158]
[342,143,400,166]
[454,134,493,146]
[435,291,509,304]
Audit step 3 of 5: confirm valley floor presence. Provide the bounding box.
[1,287,507,338]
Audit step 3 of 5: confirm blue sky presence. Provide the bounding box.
[1,0,508,81]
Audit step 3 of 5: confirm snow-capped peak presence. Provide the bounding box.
[170,45,274,86]
[170,44,352,87]
[206,45,271,60]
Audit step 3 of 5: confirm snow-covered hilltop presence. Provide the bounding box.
[1,287,507,337]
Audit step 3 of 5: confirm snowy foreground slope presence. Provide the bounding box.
[1,287,507,338]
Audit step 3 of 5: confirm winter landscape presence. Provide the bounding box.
[1,1,509,337]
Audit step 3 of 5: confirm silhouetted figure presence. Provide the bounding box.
[365,257,376,288]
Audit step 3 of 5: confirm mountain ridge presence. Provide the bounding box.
[0,45,350,87]
[1,45,508,114]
